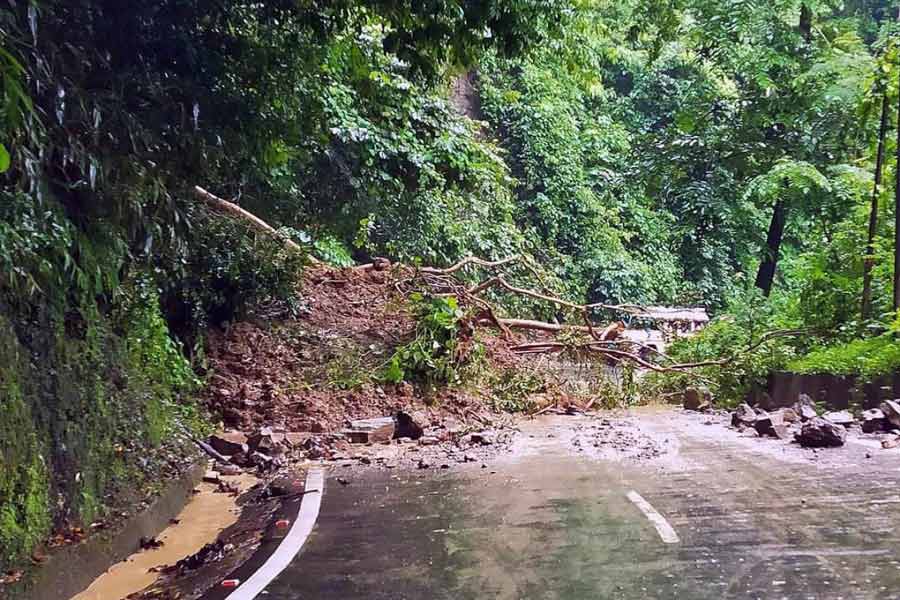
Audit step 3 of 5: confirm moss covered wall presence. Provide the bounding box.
[0,280,204,571]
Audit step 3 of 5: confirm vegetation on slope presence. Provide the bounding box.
[5,0,900,571]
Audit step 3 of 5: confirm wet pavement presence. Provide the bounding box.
[261,409,900,599]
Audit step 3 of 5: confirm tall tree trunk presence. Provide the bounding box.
[862,92,890,320]
[894,72,900,312]
[755,4,813,298]
[755,198,787,296]
[799,3,812,42]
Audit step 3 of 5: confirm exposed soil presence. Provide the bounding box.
[200,263,563,464]
[59,262,627,600]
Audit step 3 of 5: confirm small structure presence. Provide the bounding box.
[622,306,710,355]
[641,306,710,335]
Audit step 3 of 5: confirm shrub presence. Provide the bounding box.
[382,294,471,386]
[163,213,306,333]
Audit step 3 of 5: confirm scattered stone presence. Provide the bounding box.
[248,451,274,469]
[731,403,757,428]
[823,410,855,428]
[882,436,900,450]
[880,400,900,429]
[417,458,430,469]
[793,393,818,421]
[468,432,495,446]
[418,435,440,446]
[795,417,846,447]
[247,427,282,454]
[218,464,242,476]
[202,471,221,484]
[139,536,164,550]
[753,410,785,437]
[208,433,249,457]
[337,477,350,486]
[394,411,424,440]
[683,387,712,411]
[175,540,226,572]
[861,408,887,433]
[344,417,395,444]
[779,407,800,423]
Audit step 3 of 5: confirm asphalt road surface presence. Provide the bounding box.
[260,410,900,599]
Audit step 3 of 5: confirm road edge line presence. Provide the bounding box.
[626,490,679,544]
[225,467,325,599]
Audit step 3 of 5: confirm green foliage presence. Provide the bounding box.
[383,294,470,386]
[164,214,305,331]
[0,319,50,564]
[485,368,545,413]
[650,290,800,405]
[790,315,900,379]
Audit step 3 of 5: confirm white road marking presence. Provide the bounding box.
[626,490,679,544]
[225,468,325,600]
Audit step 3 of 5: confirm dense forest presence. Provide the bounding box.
[3,0,900,573]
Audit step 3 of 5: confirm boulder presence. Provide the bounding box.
[861,408,887,434]
[794,417,846,447]
[793,394,818,421]
[880,400,900,429]
[468,432,495,446]
[823,410,855,428]
[248,427,277,453]
[754,411,786,438]
[778,407,800,423]
[394,411,425,440]
[731,403,757,428]
[683,387,712,412]
[344,417,395,444]
[208,433,249,457]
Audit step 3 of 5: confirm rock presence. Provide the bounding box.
[794,417,846,447]
[208,433,249,457]
[344,417,395,444]
[394,411,424,440]
[731,403,757,428]
[862,408,887,433]
[248,427,277,453]
[249,451,274,468]
[219,464,242,476]
[469,432,495,446]
[753,411,785,437]
[823,410,855,428]
[793,394,817,421]
[202,471,221,484]
[880,400,900,429]
[882,436,900,449]
[683,387,712,411]
[417,435,440,446]
[778,408,800,423]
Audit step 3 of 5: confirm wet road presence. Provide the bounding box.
[263,410,900,599]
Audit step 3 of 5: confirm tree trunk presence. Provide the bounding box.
[755,198,787,297]
[862,92,890,320]
[894,73,900,311]
[799,3,812,42]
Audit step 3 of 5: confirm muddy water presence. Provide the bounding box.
[70,474,257,600]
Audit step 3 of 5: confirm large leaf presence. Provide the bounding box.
[0,143,9,173]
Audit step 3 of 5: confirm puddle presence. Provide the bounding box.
[70,474,257,600]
